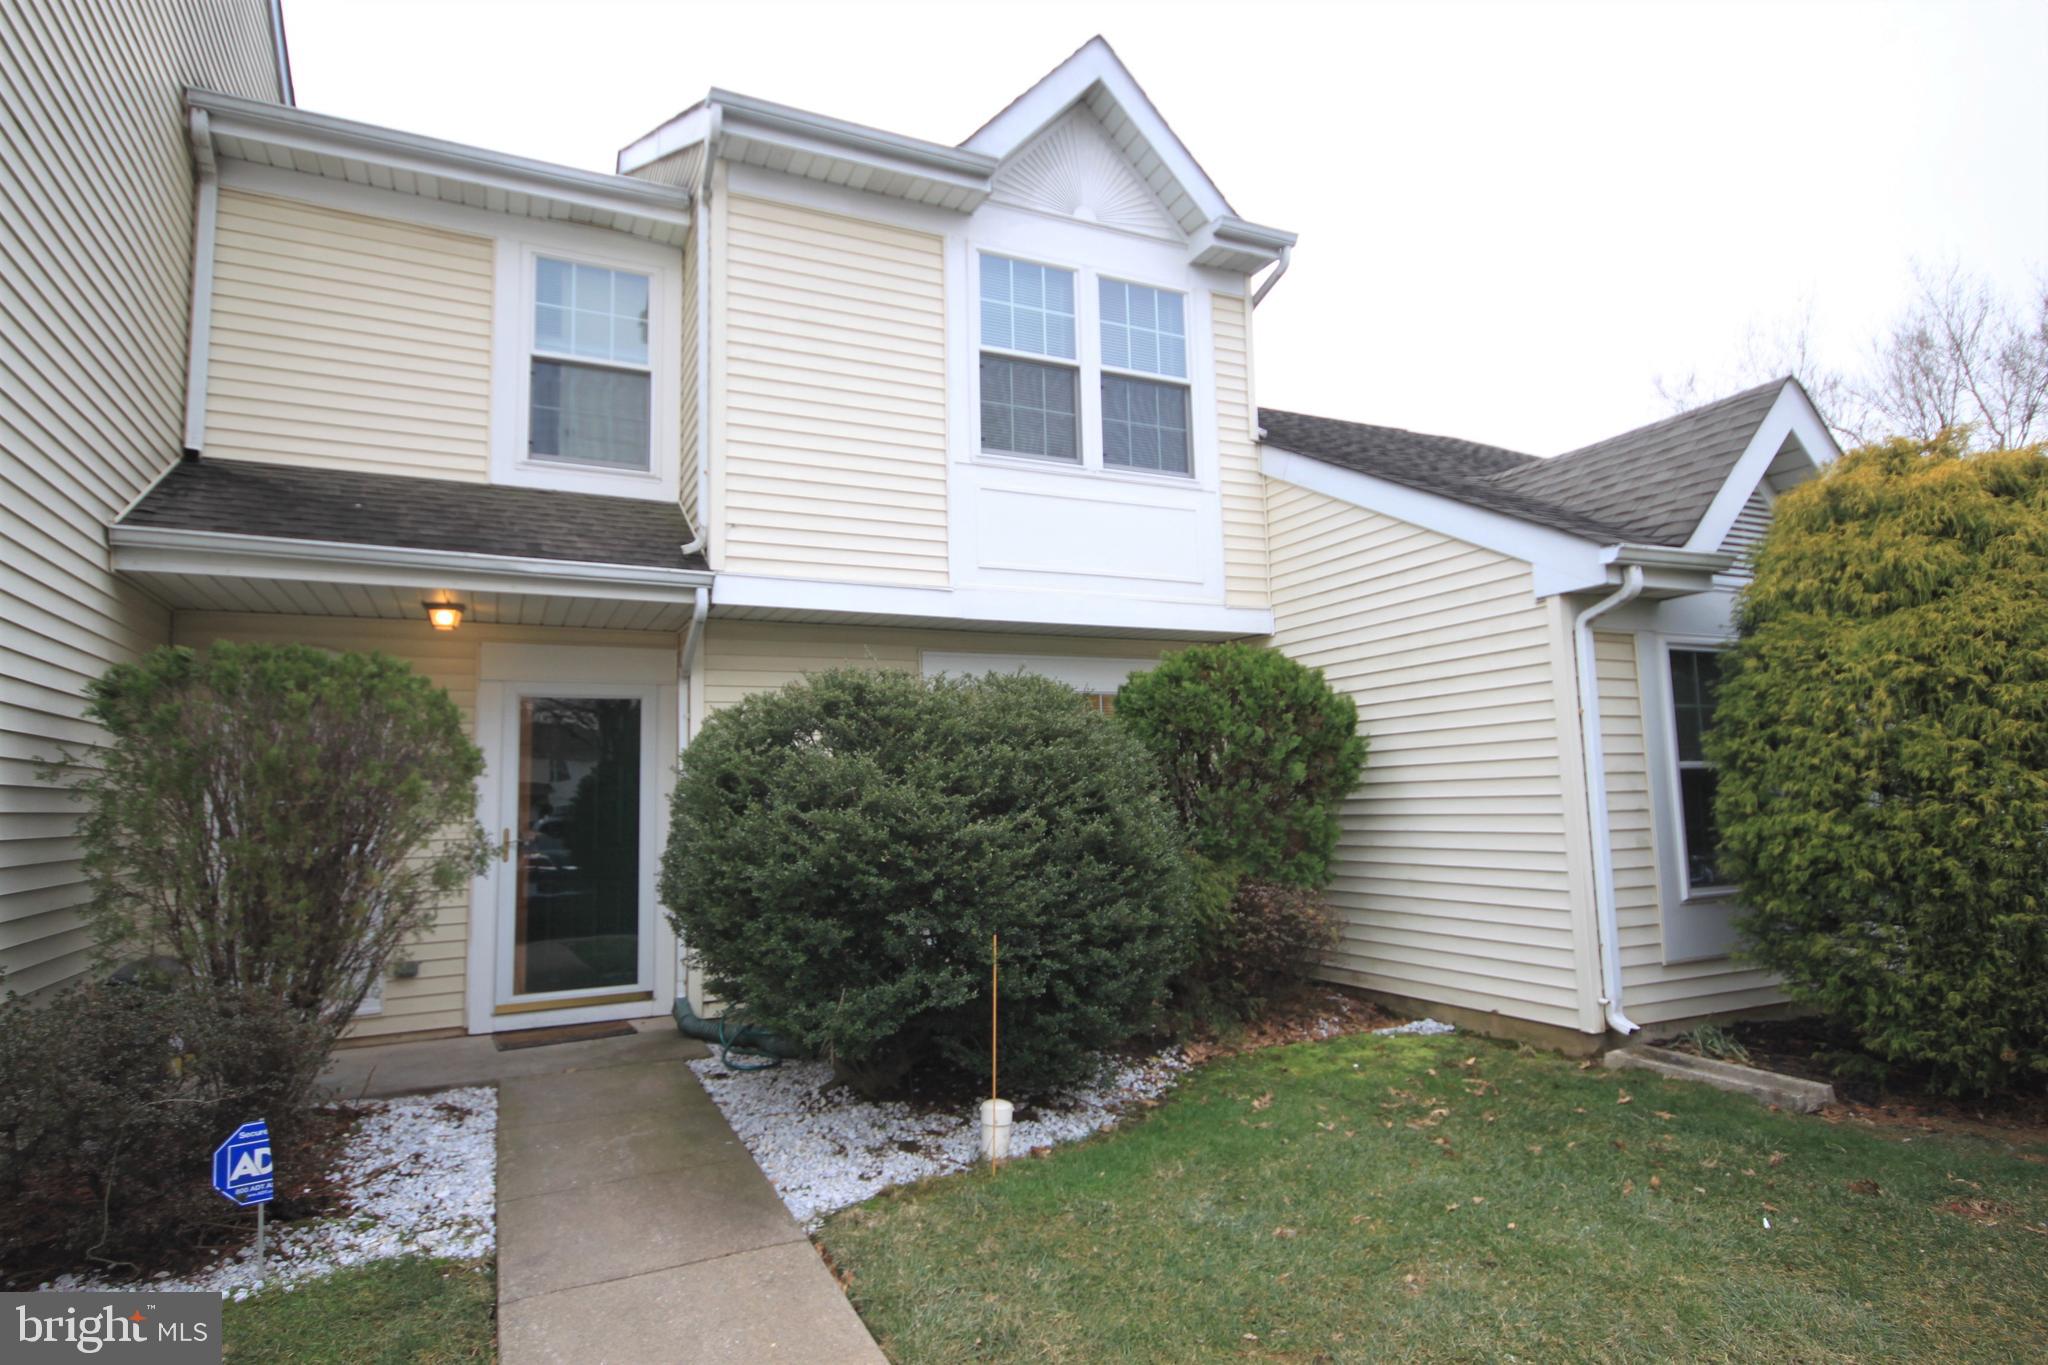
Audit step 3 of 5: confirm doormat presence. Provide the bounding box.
[494,1020,637,1051]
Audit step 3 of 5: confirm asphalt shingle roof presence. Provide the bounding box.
[1260,378,1798,547]
[120,458,708,572]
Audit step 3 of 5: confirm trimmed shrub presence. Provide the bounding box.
[0,980,329,1269]
[1709,436,2048,1094]
[659,668,1196,1096]
[47,643,489,1100]
[1116,643,1367,889]
[1170,864,1339,1028]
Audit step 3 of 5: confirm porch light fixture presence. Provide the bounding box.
[423,602,465,631]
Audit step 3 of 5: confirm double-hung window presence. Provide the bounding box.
[979,255,1079,463]
[529,256,652,471]
[1099,278,1190,475]
[1668,648,1727,891]
[976,253,1193,478]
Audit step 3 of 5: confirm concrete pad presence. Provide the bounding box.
[498,1059,708,1130]
[325,1023,707,1099]
[496,1102,752,1201]
[499,1241,885,1365]
[498,1162,805,1302]
[1605,1044,1837,1113]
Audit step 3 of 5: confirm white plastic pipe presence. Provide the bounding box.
[980,1098,1013,1162]
[1573,564,1645,1035]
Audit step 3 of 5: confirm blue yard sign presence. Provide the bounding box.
[212,1119,274,1207]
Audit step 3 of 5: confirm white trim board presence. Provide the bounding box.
[709,572,1273,639]
[1682,381,1840,553]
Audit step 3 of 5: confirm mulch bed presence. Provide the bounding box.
[1661,1016,2048,1144]
[1178,985,1400,1065]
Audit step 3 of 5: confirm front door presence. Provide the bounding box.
[493,684,660,1016]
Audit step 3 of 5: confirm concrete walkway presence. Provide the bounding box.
[325,1022,885,1364]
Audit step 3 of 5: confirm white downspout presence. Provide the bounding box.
[675,107,721,558]
[1251,244,1291,308]
[1574,564,1645,1035]
[181,108,219,454]
[679,585,709,744]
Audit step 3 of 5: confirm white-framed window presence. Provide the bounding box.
[528,257,652,471]
[979,254,1080,463]
[974,251,1193,479]
[489,230,682,503]
[1667,647,1728,893]
[1099,278,1190,475]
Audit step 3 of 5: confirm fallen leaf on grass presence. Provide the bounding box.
[1943,1198,2017,1226]
[1251,1092,1274,1112]
[1649,1176,1662,1191]
[1617,1090,1633,1105]
[1846,1179,1883,1196]
[1654,1110,1675,1121]
[1622,1179,1636,1195]
[1272,1226,1298,1239]
[1768,1151,1787,1167]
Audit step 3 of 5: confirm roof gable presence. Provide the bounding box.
[990,103,1182,240]
[962,37,1230,238]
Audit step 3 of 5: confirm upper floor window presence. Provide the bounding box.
[529,257,651,471]
[979,255,1079,463]
[1668,648,1727,891]
[976,253,1191,478]
[1099,279,1189,475]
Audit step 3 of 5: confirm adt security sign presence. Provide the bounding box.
[212,1119,274,1207]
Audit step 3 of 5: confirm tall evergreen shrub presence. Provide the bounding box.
[1709,436,2048,1093]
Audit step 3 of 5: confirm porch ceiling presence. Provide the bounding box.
[124,570,696,632]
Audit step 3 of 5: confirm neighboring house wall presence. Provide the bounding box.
[715,194,950,586]
[170,612,685,1038]
[1212,291,1268,608]
[1596,631,1783,1024]
[0,0,286,996]
[204,190,496,481]
[695,619,1189,712]
[1265,479,1588,1031]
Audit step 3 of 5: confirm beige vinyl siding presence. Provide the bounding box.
[1211,292,1268,608]
[698,619,1189,712]
[1266,480,1586,1030]
[203,190,495,480]
[0,0,284,995]
[678,220,702,531]
[718,195,950,586]
[1596,632,1784,1023]
[171,613,683,1038]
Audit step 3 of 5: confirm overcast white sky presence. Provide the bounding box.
[281,0,2046,454]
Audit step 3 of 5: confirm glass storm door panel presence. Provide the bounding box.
[512,696,643,997]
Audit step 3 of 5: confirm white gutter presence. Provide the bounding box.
[109,524,714,599]
[185,89,693,232]
[182,108,218,453]
[1573,563,1645,1035]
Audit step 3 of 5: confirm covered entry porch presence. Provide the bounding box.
[109,457,712,1038]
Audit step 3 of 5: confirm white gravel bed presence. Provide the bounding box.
[696,1017,1457,1229]
[691,1051,1189,1229]
[40,1087,496,1302]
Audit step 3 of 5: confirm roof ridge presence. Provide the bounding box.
[1258,406,1539,465]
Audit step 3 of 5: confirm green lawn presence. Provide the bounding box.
[222,1257,494,1363]
[820,1033,2048,1362]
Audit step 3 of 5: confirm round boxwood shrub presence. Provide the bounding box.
[659,668,1196,1096]
[1116,642,1367,889]
[1708,436,2048,1094]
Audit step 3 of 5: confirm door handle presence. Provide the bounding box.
[501,827,514,863]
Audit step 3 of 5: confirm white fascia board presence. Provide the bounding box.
[962,37,1233,226]
[1262,446,1611,597]
[616,104,711,175]
[1682,382,1841,553]
[186,89,693,232]
[710,573,1273,639]
[109,525,711,603]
